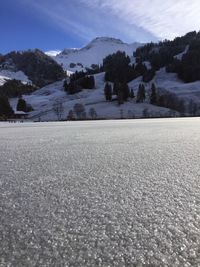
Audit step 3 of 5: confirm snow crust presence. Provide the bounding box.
[1,119,200,266]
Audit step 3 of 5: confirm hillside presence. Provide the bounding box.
[0,69,31,86]
[0,49,65,87]
[10,71,179,121]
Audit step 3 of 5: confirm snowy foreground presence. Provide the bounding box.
[1,119,200,266]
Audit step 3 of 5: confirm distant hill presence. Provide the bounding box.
[0,49,65,87]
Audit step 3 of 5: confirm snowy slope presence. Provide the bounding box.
[10,72,175,121]
[129,67,200,104]
[0,70,32,86]
[45,50,61,57]
[51,37,142,72]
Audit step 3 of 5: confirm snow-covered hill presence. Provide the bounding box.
[10,71,181,121]
[0,70,32,86]
[0,49,65,88]
[50,37,142,72]
[9,64,200,121]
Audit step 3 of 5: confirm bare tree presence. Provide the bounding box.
[142,108,149,118]
[73,103,86,120]
[188,100,198,116]
[89,108,97,119]
[67,110,75,120]
[53,101,64,120]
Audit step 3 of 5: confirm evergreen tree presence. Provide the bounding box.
[141,84,146,102]
[104,72,110,82]
[122,83,130,101]
[130,89,135,99]
[67,82,81,94]
[136,84,146,103]
[79,75,95,89]
[104,83,112,101]
[178,99,185,115]
[103,51,135,83]
[67,110,75,120]
[150,83,157,105]
[113,82,118,95]
[118,88,124,105]
[17,98,27,112]
[143,68,156,82]
[135,62,147,75]
[89,108,97,119]
[0,96,13,117]
[63,80,68,92]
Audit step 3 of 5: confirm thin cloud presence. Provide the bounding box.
[19,0,200,45]
[81,0,200,39]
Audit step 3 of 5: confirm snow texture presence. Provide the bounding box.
[1,118,200,266]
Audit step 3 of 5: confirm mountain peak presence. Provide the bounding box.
[83,37,125,50]
[89,37,124,44]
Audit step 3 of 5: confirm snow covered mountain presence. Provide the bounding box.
[50,37,142,72]
[3,32,200,121]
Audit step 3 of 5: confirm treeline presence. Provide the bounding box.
[0,96,13,119]
[134,31,199,70]
[104,82,151,105]
[104,81,199,115]
[135,31,200,83]
[0,79,36,98]
[103,51,155,83]
[67,104,97,120]
[52,101,98,121]
[167,39,200,82]
[63,72,95,94]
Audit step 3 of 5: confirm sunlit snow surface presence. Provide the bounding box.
[1,119,200,266]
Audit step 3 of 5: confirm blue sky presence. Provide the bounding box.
[1,0,200,54]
